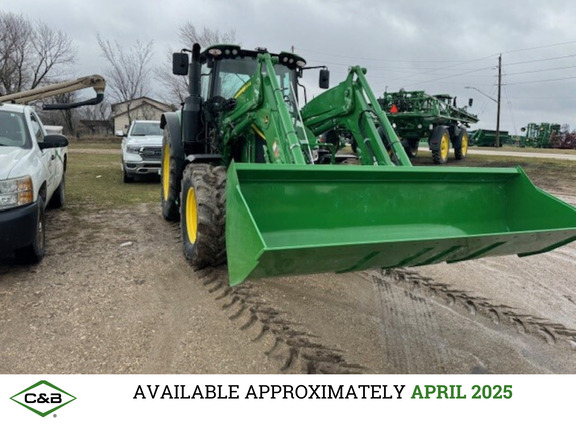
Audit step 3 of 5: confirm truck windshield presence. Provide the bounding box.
[130,122,163,136]
[0,111,29,148]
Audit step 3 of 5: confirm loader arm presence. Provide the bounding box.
[301,66,411,167]
[219,53,311,165]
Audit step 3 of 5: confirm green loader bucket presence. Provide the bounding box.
[225,162,576,286]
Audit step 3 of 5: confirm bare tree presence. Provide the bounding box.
[156,23,236,104]
[178,24,236,48]
[97,35,154,125]
[0,12,76,95]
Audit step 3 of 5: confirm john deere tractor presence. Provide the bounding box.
[161,44,576,286]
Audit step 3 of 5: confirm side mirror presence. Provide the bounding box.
[468,98,473,107]
[39,134,68,150]
[172,52,189,76]
[319,69,330,89]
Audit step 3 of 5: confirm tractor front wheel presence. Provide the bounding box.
[180,164,227,268]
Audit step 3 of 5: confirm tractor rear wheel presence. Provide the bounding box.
[454,129,469,160]
[180,164,227,268]
[161,126,183,221]
[430,126,450,164]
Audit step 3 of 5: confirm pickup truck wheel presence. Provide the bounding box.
[15,196,46,264]
[180,164,227,267]
[49,174,66,208]
[123,169,134,183]
[161,127,183,221]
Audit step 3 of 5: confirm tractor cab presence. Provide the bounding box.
[199,46,304,102]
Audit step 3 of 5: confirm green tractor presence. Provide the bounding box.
[378,90,478,164]
[161,44,576,286]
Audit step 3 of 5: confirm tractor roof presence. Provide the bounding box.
[200,44,307,70]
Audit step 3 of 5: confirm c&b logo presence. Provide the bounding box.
[10,380,76,417]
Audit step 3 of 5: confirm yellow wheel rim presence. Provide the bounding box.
[185,188,198,243]
[162,144,170,200]
[461,134,468,157]
[440,133,450,160]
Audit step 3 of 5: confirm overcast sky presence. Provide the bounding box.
[6,0,576,133]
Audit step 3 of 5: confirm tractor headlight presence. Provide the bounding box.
[0,175,33,210]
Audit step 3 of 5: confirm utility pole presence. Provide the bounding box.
[496,54,502,147]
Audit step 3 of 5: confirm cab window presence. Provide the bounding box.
[29,112,45,142]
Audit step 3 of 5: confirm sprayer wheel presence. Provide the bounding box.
[402,138,419,158]
[430,127,450,164]
[454,129,469,160]
[180,164,227,267]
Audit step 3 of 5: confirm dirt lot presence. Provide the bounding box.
[1,148,575,374]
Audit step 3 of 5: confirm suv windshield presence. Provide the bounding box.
[0,111,29,148]
[130,122,163,136]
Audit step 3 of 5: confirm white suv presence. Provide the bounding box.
[118,120,163,182]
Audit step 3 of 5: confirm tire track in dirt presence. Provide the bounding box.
[376,268,576,351]
[370,271,450,373]
[193,265,367,374]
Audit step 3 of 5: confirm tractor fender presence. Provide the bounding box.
[160,111,184,160]
[428,125,449,151]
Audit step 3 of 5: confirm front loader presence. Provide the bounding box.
[161,43,576,286]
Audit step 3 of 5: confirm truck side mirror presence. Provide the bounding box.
[319,69,330,89]
[39,134,68,149]
[468,98,473,107]
[173,52,189,76]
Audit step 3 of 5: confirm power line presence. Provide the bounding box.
[505,75,576,86]
[506,53,576,67]
[503,64,576,76]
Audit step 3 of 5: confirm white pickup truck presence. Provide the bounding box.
[0,103,68,263]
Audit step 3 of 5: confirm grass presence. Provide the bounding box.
[66,151,159,209]
[65,140,575,212]
[412,151,576,192]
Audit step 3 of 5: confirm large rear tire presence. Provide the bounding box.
[180,164,227,267]
[161,126,183,221]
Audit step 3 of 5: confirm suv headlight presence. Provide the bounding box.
[126,144,142,154]
[0,176,34,210]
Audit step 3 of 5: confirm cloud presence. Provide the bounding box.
[7,0,576,131]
